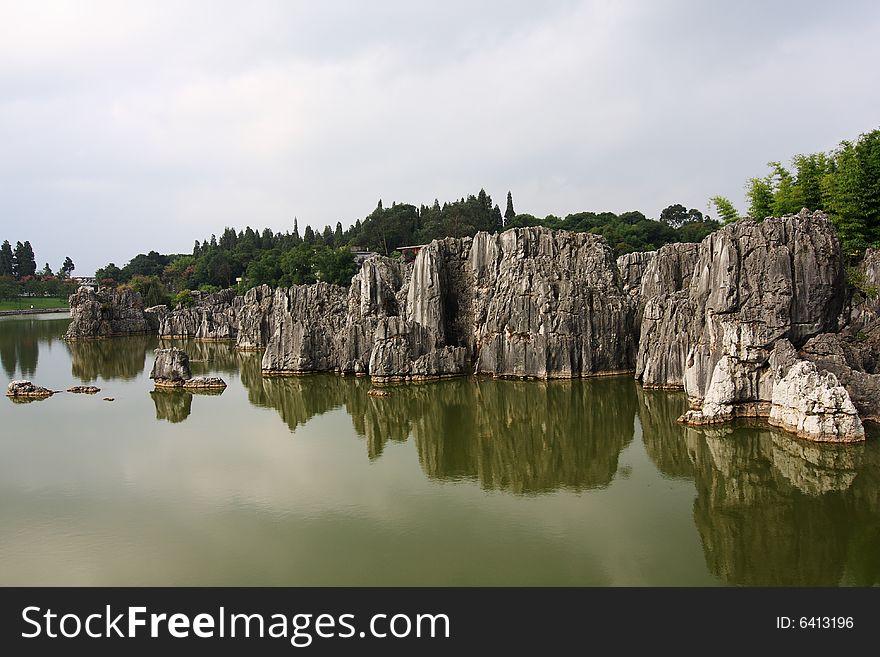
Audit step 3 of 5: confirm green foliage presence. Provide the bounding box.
[709,196,739,224]
[124,275,170,308]
[746,176,774,220]
[198,284,221,294]
[314,247,358,286]
[744,127,880,252]
[172,290,195,308]
[0,241,13,277]
[846,266,879,301]
[60,256,75,278]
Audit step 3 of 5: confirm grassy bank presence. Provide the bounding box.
[0,297,70,311]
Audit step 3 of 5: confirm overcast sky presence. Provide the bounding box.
[1,0,879,275]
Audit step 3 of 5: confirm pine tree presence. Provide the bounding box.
[504,191,516,226]
[0,240,13,277]
[334,222,344,244]
[60,256,75,278]
[13,241,37,278]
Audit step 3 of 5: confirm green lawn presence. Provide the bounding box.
[0,297,70,311]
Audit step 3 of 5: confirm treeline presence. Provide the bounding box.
[0,239,78,301]
[743,127,880,251]
[94,189,721,306]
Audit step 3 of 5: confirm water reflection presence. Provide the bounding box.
[0,315,67,378]
[150,390,193,423]
[241,368,638,494]
[4,314,880,586]
[66,334,157,381]
[410,378,636,494]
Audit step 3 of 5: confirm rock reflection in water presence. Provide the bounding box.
[411,377,638,494]
[644,412,880,586]
[150,390,193,423]
[66,334,157,381]
[160,339,241,375]
[637,387,694,480]
[241,367,639,494]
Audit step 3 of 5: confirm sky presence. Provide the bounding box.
[1,0,879,275]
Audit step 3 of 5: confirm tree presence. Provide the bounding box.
[303,225,316,244]
[709,196,739,224]
[40,263,53,278]
[660,204,688,228]
[94,262,123,286]
[504,191,516,227]
[126,275,170,307]
[0,241,13,277]
[746,176,774,220]
[314,247,358,286]
[13,241,37,279]
[59,256,75,278]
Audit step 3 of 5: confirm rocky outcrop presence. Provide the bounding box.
[159,289,241,340]
[637,210,851,434]
[259,231,637,381]
[261,283,349,374]
[184,376,227,390]
[6,380,54,398]
[67,385,101,394]
[64,286,150,339]
[635,243,701,387]
[471,229,636,378]
[150,347,192,386]
[150,347,226,389]
[144,305,168,332]
[766,361,864,442]
[616,250,655,298]
[800,327,880,422]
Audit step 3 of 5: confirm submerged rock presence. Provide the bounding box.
[183,376,227,390]
[67,386,101,394]
[6,380,54,398]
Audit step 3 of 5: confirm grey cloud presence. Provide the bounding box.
[0,0,878,274]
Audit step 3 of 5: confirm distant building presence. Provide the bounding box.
[350,247,379,264]
[72,276,97,288]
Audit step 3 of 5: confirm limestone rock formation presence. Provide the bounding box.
[150,347,226,389]
[184,376,227,390]
[800,329,880,422]
[64,286,150,339]
[159,289,241,340]
[616,250,655,298]
[6,380,54,398]
[261,283,349,374]
[144,305,168,332]
[637,210,849,429]
[150,347,192,386]
[635,242,701,387]
[767,361,864,442]
[471,229,636,378]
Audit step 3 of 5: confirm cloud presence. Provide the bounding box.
[0,0,878,273]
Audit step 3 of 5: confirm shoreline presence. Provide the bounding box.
[0,308,70,317]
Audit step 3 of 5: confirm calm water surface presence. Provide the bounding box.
[1,313,879,586]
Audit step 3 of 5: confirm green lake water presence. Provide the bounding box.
[1,313,879,586]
